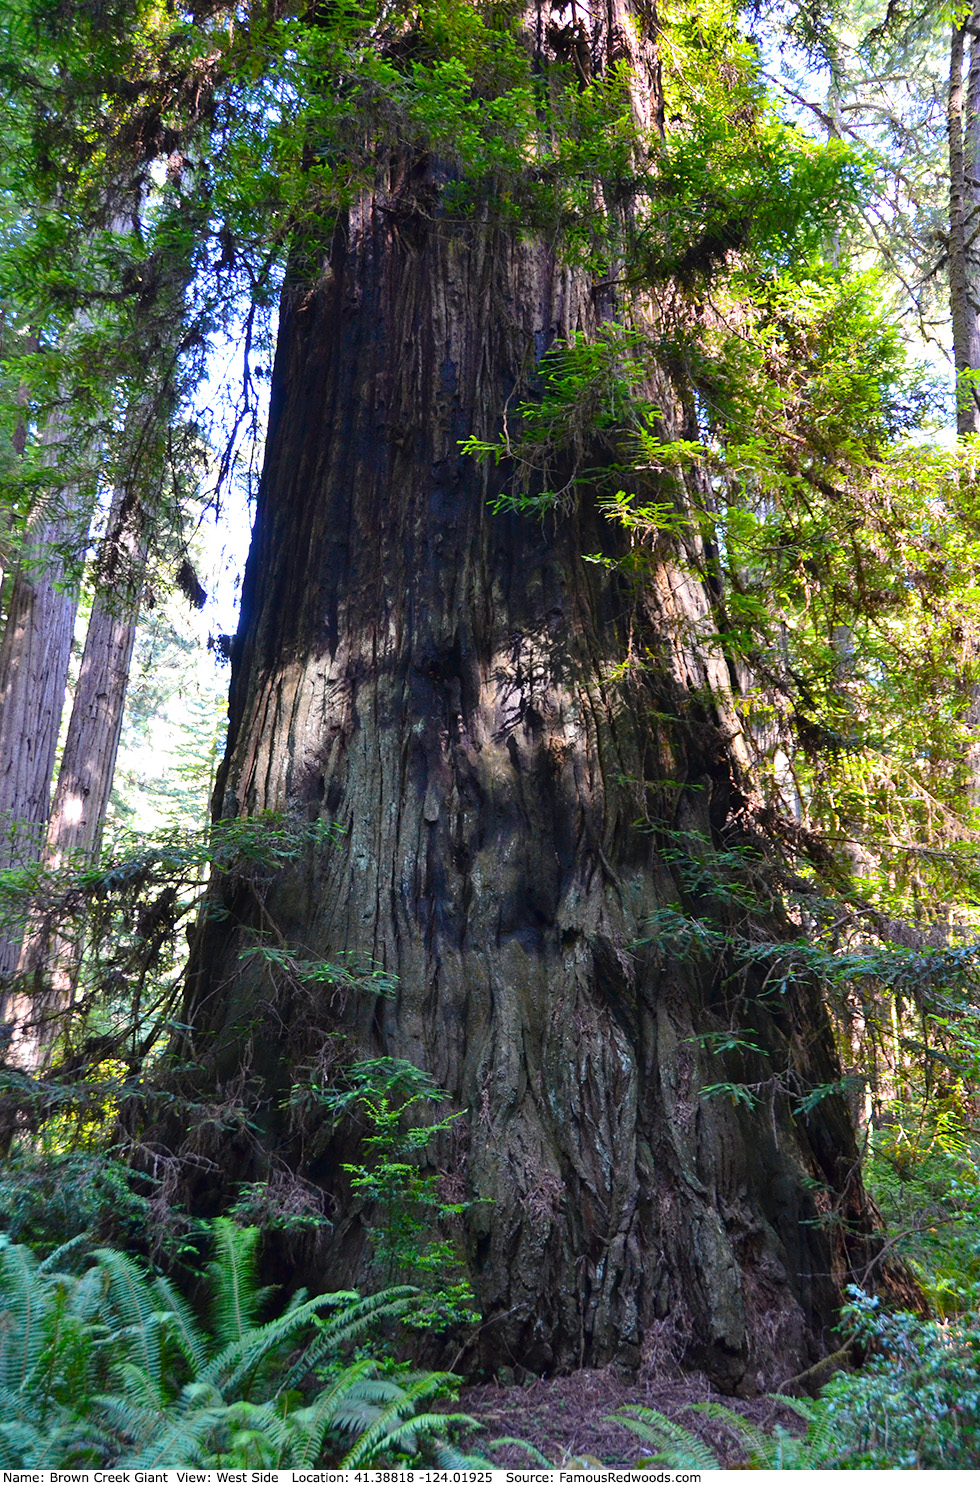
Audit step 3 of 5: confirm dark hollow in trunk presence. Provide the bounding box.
[178,178,891,1391]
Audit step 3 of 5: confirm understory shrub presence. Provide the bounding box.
[818,1289,980,1468]
[611,1289,980,1469]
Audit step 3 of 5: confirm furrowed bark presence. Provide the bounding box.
[949,2,980,435]
[173,5,895,1391]
[46,493,145,870]
[11,489,148,1063]
[948,7,980,800]
[0,416,82,996]
[2,203,192,1062]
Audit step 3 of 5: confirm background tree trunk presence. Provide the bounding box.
[947,8,980,803]
[176,13,893,1392]
[10,487,149,1064]
[45,490,146,871]
[948,2,980,434]
[0,415,82,997]
[1,201,192,1059]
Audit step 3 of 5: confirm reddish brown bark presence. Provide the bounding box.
[8,494,147,1064]
[949,2,980,435]
[0,426,81,993]
[46,498,145,870]
[174,7,890,1390]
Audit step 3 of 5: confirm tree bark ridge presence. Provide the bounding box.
[0,414,82,997]
[178,177,889,1388]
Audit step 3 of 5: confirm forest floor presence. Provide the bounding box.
[456,1367,807,1467]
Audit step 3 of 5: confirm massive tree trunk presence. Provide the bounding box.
[177,8,889,1391]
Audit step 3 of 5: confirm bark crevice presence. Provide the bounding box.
[179,185,890,1389]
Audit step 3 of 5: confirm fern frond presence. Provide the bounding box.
[275,1287,418,1395]
[0,1240,45,1393]
[288,1358,378,1468]
[767,1396,841,1464]
[690,1400,771,1462]
[222,1396,294,1455]
[354,1410,476,1467]
[208,1218,272,1348]
[803,1408,845,1463]
[118,1403,227,1468]
[431,1438,495,1469]
[328,1376,407,1424]
[176,1378,226,1411]
[610,1405,721,1469]
[492,1437,555,1461]
[339,1374,457,1468]
[0,1417,41,1468]
[312,1284,418,1340]
[152,1274,209,1374]
[67,1264,108,1322]
[38,1414,118,1468]
[93,1248,162,1385]
[0,1385,32,1424]
[768,1425,809,1468]
[109,1358,168,1415]
[202,1290,347,1394]
[299,1369,410,1440]
[94,1389,161,1448]
[773,1395,819,1423]
[37,1233,90,1275]
[487,1437,553,1465]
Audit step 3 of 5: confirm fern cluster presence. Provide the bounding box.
[610,1399,834,1469]
[0,1219,473,1467]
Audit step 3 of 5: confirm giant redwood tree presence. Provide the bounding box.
[175,0,896,1389]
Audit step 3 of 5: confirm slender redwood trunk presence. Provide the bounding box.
[0,313,28,593]
[2,200,191,1057]
[949,3,980,434]
[0,418,82,996]
[46,497,145,870]
[44,596,137,865]
[10,495,146,1063]
[948,10,980,799]
[0,547,75,886]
